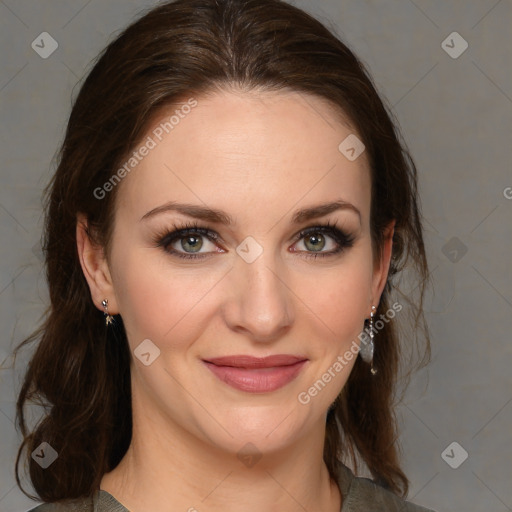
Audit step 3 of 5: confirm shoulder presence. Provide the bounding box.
[25,496,93,512]
[337,463,437,512]
[24,490,127,512]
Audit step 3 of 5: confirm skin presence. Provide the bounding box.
[77,88,394,512]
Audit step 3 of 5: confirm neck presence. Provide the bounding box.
[100,392,341,512]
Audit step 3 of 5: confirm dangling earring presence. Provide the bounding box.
[359,305,377,375]
[369,305,377,375]
[102,299,114,326]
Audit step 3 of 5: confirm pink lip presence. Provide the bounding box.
[203,355,308,393]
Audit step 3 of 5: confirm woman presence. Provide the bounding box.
[13,0,435,510]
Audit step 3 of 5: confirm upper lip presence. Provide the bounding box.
[203,355,307,368]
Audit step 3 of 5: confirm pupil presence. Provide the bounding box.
[182,235,202,252]
[306,234,324,252]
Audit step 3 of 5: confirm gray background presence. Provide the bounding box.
[1,1,511,511]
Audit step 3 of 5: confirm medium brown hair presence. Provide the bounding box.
[11,0,430,503]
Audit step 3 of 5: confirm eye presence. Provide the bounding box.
[291,221,355,259]
[153,221,223,260]
[153,220,355,260]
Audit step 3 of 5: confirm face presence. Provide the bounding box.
[80,89,392,459]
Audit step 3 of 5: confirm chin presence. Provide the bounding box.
[193,400,319,458]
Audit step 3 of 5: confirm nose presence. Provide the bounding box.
[222,250,294,343]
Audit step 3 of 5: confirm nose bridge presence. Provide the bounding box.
[227,240,293,340]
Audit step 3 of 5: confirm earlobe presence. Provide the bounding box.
[76,214,118,314]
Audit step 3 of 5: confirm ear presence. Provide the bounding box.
[76,214,118,314]
[370,220,396,310]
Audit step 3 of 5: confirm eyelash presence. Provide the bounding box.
[153,220,355,260]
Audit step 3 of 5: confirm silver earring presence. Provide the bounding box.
[359,305,377,375]
[102,299,114,326]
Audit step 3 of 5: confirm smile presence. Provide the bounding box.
[202,355,308,393]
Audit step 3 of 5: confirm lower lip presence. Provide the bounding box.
[203,360,307,393]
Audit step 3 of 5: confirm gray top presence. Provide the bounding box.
[26,463,436,511]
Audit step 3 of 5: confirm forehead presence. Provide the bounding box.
[115,89,371,227]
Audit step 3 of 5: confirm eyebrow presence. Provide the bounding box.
[140,199,361,225]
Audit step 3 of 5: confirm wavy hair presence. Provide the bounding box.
[10,0,430,503]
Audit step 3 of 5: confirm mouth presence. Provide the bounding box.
[202,354,308,393]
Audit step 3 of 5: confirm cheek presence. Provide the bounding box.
[110,248,225,350]
[299,251,373,343]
